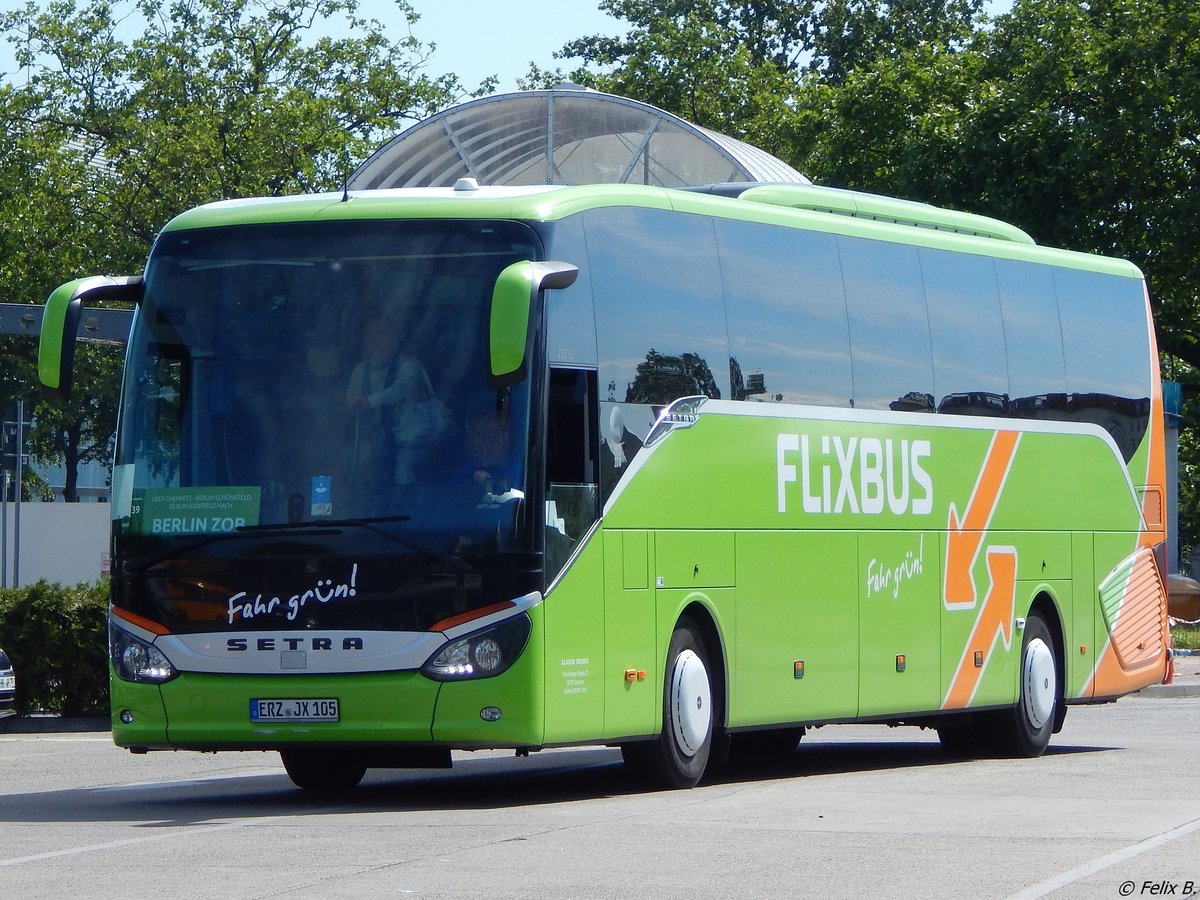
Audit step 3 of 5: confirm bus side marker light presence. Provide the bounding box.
[1081,644,1088,654]
[625,669,637,682]
[794,661,805,679]
[974,650,984,668]
[896,655,906,673]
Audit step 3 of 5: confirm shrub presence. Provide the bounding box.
[0,580,109,716]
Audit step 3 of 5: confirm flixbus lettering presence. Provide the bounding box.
[777,433,933,516]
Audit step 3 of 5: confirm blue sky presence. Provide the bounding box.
[398,0,621,92]
[0,0,623,92]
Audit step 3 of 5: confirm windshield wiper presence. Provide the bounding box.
[235,514,410,532]
[122,516,459,576]
[238,516,464,572]
[120,529,293,575]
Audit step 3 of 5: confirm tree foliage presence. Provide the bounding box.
[0,0,464,498]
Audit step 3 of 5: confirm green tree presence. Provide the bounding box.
[551,0,982,151]
[549,1,800,153]
[0,0,464,498]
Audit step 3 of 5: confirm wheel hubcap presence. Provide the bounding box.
[1023,637,1056,729]
[670,649,711,756]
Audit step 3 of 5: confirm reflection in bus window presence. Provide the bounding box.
[841,237,934,411]
[718,220,852,408]
[923,249,1009,415]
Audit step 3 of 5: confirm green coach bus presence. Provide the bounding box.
[39,179,1169,790]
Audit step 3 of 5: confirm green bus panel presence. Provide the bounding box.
[859,530,942,717]
[602,530,659,740]
[541,535,606,745]
[159,671,441,746]
[732,531,858,726]
[1070,533,1098,697]
[110,673,171,747]
[655,531,735,588]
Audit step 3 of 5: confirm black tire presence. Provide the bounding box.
[993,611,1060,757]
[280,748,367,791]
[622,619,716,788]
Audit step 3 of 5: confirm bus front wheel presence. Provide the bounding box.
[622,619,714,788]
[280,748,367,791]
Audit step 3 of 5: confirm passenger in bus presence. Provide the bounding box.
[346,315,452,489]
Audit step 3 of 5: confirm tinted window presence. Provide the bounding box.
[1055,269,1149,400]
[922,249,1009,416]
[585,207,729,502]
[1055,268,1151,459]
[587,207,729,407]
[717,220,852,407]
[543,217,597,368]
[996,259,1068,419]
[840,237,934,411]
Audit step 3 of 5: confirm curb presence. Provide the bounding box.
[0,716,110,735]
[1137,683,1200,699]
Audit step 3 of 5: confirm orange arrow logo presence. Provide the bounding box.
[943,430,1019,608]
[942,430,1020,709]
[944,547,1018,708]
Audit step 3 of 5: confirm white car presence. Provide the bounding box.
[0,648,15,719]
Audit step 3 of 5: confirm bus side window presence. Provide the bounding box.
[840,236,935,412]
[922,248,1010,416]
[546,368,600,582]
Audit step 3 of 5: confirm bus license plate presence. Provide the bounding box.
[250,698,339,723]
[0,675,14,691]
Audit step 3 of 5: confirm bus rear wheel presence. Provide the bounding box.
[937,613,1060,758]
[994,611,1059,757]
[622,619,715,788]
[280,748,367,791]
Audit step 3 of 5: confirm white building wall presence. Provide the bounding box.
[0,501,111,587]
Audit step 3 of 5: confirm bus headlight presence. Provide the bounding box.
[110,623,178,684]
[422,614,531,681]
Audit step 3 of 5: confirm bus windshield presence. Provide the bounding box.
[111,219,543,631]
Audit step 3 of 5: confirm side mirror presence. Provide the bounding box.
[489,260,578,388]
[39,276,143,399]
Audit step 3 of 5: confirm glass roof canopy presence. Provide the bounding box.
[348,86,810,190]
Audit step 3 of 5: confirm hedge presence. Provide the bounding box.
[0,580,109,716]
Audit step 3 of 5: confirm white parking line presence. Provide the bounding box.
[1008,816,1200,899]
[0,816,288,868]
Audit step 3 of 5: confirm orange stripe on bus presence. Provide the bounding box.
[429,600,516,633]
[112,606,172,636]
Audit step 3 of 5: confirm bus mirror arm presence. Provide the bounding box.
[488,260,578,389]
[39,275,143,400]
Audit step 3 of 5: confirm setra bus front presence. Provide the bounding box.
[38,200,576,790]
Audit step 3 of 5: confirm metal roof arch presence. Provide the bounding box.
[348,86,810,190]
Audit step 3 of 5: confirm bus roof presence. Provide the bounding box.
[162,181,1144,280]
